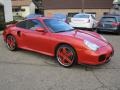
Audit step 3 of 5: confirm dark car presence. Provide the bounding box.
[97,15,120,34]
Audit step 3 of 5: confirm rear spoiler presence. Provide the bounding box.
[6,24,15,28]
[5,21,17,28]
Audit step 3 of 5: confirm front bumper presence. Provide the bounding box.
[77,44,114,65]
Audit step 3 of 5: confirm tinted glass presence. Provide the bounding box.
[16,20,43,30]
[44,19,74,33]
[16,21,27,29]
[73,14,89,18]
[27,20,44,30]
[26,20,44,30]
[117,17,120,22]
[101,17,116,22]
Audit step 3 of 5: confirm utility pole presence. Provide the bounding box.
[81,0,85,13]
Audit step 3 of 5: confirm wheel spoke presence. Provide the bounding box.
[59,50,73,64]
[61,58,66,64]
[7,39,11,45]
[58,51,63,57]
[57,46,75,67]
[6,36,16,50]
[66,52,73,57]
[11,40,15,47]
[58,51,66,64]
[64,56,72,64]
[62,48,67,54]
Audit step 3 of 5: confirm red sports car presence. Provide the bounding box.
[3,17,114,67]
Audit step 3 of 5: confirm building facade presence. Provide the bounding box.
[0,0,13,23]
[42,0,113,20]
[0,0,13,29]
[12,0,35,18]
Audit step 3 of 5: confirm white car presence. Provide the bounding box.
[69,13,97,29]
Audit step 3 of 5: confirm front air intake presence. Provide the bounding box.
[99,55,106,62]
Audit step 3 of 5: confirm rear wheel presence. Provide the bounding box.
[6,35,17,51]
[55,45,77,67]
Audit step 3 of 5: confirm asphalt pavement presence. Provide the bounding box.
[0,32,120,90]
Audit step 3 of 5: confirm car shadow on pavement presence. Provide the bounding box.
[18,49,60,66]
[14,48,116,71]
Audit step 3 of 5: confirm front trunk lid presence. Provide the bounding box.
[58,30,108,47]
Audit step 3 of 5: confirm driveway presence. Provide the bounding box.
[0,33,120,90]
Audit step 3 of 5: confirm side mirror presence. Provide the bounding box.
[35,27,45,32]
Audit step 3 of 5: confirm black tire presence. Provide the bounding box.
[6,35,17,51]
[55,44,77,67]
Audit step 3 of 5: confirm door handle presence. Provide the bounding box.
[17,31,21,37]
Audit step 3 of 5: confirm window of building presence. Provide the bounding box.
[103,12,109,15]
[12,7,21,12]
[85,12,96,17]
[21,9,25,12]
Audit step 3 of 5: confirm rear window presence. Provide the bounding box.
[73,14,89,18]
[101,17,116,22]
[117,17,120,22]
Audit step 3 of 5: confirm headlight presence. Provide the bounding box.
[84,40,99,51]
[100,35,107,41]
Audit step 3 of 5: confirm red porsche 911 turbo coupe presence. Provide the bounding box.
[3,17,114,67]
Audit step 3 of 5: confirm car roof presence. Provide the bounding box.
[102,15,120,18]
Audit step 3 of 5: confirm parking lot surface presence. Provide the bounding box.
[0,32,120,90]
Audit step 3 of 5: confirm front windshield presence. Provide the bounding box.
[44,19,74,33]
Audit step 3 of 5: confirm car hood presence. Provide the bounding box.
[57,30,108,47]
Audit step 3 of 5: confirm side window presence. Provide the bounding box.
[118,17,120,22]
[91,15,95,20]
[16,21,27,29]
[26,20,44,30]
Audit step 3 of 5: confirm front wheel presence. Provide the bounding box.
[6,35,17,51]
[55,45,77,67]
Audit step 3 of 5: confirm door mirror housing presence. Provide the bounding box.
[35,27,45,32]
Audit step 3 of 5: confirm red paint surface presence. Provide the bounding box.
[3,18,114,65]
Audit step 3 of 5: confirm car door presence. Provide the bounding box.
[18,19,54,55]
[15,20,29,48]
